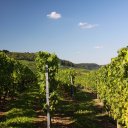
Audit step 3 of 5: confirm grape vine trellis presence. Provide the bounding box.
[35,51,76,127]
[0,52,36,101]
[84,47,128,128]
[35,51,59,128]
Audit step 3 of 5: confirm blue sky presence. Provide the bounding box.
[0,0,128,64]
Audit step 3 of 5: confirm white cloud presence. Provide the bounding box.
[78,22,98,29]
[47,11,61,20]
[94,46,103,49]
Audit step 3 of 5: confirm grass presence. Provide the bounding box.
[0,85,116,128]
[0,85,42,128]
[55,89,116,128]
[0,117,35,128]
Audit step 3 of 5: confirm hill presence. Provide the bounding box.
[0,50,100,70]
[75,63,100,70]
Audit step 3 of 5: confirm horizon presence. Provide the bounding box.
[1,0,128,65]
[0,48,119,65]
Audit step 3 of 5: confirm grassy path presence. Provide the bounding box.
[0,86,116,128]
[52,89,116,128]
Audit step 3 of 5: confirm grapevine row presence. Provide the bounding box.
[84,47,128,127]
[0,52,36,101]
[35,51,76,113]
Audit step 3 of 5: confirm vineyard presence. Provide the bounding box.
[0,47,128,128]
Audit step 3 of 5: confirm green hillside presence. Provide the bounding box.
[1,50,100,70]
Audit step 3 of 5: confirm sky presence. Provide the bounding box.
[0,0,128,65]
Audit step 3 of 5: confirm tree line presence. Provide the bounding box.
[1,50,100,70]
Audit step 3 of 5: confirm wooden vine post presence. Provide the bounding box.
[45,65,50,128]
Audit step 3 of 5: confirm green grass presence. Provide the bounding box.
[0,117,35,128]
[0,84,115,128]
[0,85,42,128]
[56,89,116,128]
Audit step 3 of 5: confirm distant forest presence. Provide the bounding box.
[0,50,100,70]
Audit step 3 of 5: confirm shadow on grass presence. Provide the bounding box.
[0,86,44,128]
[56,89,116,128]
[0,86,116,128]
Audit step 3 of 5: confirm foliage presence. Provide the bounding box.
[75,63,100,70]
[1,50,100,70]
[84,47,128,127]
[19,60,37,74]
[0,52,37,100]
[56,68,76,97]
[35,51,59,112]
